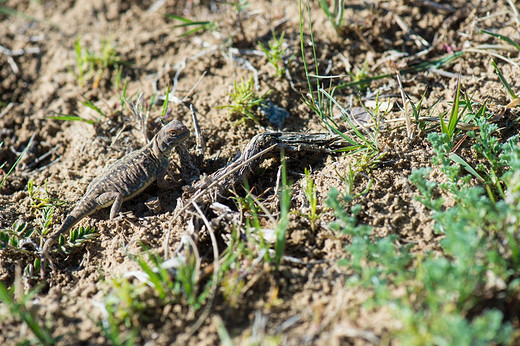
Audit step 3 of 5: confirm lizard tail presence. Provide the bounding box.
[42,197,99,256]
[41,215,77,256]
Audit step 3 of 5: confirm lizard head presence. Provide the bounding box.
[154,120,190,155]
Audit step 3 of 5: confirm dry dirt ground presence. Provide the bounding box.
[1,0,520,345]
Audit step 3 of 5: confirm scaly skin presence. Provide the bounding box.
[41,120,189,261]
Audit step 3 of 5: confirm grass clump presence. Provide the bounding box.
[220,75,271,126]
[73,36,127,88]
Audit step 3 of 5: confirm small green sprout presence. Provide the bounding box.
[0,136,34,190]
[165,14,218,37]
[348,59,371,92]
[273,152,291,267]
[259,31,287,78]
[27,179,64,210]
[0,220,33,249]
[73,36,127,88]
[491,59,518,105]
[301,168,320,231]
[440,76,462,143]
[219,75,271,126]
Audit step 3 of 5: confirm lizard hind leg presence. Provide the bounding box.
[95,192,124,220]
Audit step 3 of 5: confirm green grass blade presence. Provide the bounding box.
[136,255,166,300]
[0,282,56,345]
[319,0,333,21]
[449,153,485,182]
[0,134,34,190]
[447,75,461,138]
[161,84,170,118]
[0,4,36,20]
[48,114,95,124]
[274,151,290,267]
[491,59,517,100]
[81,98,105,116]
[480,29,520,51]
[319,88,377,151]
[164,14,193,23]
[173,21,213,28]
[179,27,204,37]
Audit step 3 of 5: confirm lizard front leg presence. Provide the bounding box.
[156,167,177,190]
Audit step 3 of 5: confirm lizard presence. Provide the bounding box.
[41,119,190,263]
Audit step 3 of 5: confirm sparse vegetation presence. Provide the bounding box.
[3,0,520,344]
[330,111,519,344]
[0,278,58,345]
[73,36,127,88]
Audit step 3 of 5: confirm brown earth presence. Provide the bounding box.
[0,0,519,345]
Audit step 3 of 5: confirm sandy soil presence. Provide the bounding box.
[1,0,519,344]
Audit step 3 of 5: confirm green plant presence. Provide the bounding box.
[319,89,389,158]
[0,281,58,345]
[319,0,345,35]
[480,29,520,52]
[469,118,507,197]
[329,181,515,343]
[219,226,261,307]
[300,168,320,231]
[406,90,443,132]
[299,0,388,160]
[101,244,213,342]
[325,104,520,344]
[0,137,34,190]
[0,220,33,249]
[47,113,96,124]
[26,178,98,257]
[273,153,291,267]
[98,299,138,346]
[48,96,108,124]
[57,226,98,253]
[73,36,127,88]
[172,251,211,310]
[259,31,287,78]
[165,14,218,37]
[219,75,271,125]
[0,0,35,19]
[102,277,146,340]
[347,59,371,92]
[489,59,520,110]
[439,76,462,143]
[27,179,64,210]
